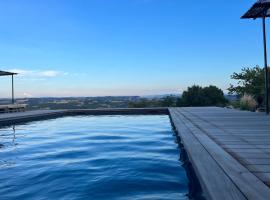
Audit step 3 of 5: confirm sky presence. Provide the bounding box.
[0,0,268,97]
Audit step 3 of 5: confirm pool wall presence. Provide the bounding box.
[169,114,205,200]
[0,108,168,127]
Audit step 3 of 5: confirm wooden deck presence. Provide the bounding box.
[1,107,270,199]
[169,107,270,200]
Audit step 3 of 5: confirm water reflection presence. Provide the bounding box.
[0,125,17,147]
[0,125,18,168]
[12,125,16,144]
[0,125,16,147]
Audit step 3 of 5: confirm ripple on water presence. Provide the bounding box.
[0,115,188,200]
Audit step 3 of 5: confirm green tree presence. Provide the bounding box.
[203,85,227,106]
[179,85,227,107]
[128,99,149,108]
[128,98,162,108]
[161,96,177,107]
[128,96,180,108]
[228,66,268,106]
[180,85,205,106]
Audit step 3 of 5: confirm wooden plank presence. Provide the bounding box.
[169,109,246,200]
[247,165,270,173]
[225,149,264,153]
[231,152,270,159]
[240,158,270,165]
[173,108,270,200]
[254,173,270,182]
[221,144,258,149]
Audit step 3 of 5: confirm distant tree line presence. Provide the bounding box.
[128,85,228,108]
[179,85,227,107]
[16,66,266,111]
[130,65,270,111]
[128,96,178,108]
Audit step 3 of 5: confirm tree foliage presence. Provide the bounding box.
[128,85,227,108]
[179,85,205,106]
[179,85,227,107]
[161,96,177,107]
[228,66,268,106]
[128,96,178,108]
[128,98,161,108]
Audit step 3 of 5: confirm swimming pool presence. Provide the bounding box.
[0,115,188,200]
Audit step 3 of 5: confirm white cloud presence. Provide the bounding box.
[38,70,61,77]
[6,68,67,78]
[23,92,33,98]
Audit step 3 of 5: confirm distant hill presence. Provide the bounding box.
[224,94,238,101]
[0,93,238,110]
[141,94,179,99]
[0,96,140,110]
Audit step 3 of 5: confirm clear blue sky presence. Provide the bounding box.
[0,0,268,97]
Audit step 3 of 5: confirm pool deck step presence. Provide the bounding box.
[169,107,270,200]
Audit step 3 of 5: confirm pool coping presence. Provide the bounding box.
[0,108,168,127]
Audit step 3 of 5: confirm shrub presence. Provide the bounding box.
[239,94,258,111]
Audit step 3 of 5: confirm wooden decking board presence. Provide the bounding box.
[246,165,270,173]
[213,134,270,138]
[233,153,270,159]
[221,144,258,149]
[169,107,270,200]
[169,109,246,200]
[220,141,265,145]
[226,132,270,135]
[254,173,270,182]
[225,149,265,153]
[227,142,270,145]
[240,158,270,165]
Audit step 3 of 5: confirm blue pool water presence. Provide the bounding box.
[0,115,188,200]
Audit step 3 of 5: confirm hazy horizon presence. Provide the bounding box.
[0,0,266,98]
[0,93,179,99]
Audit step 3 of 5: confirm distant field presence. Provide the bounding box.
[0,94,237,110]
[0,96,140,110]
